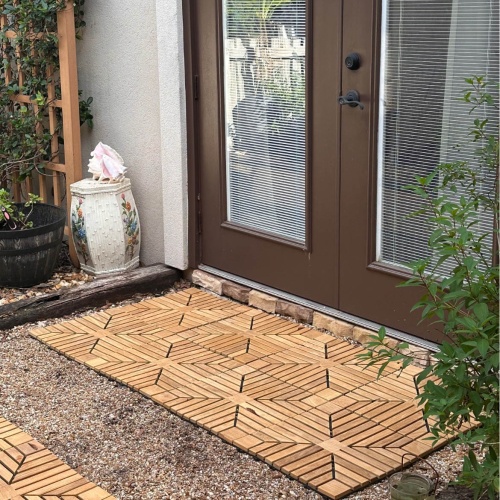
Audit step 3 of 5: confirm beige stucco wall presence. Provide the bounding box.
[77,0,188,269]
[156,0,189,270]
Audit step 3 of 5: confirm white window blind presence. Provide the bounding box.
[377,0,499,271]
[223,0,307,243]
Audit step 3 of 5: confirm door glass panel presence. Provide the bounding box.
[222,0,307,243]
[377,0,499,272]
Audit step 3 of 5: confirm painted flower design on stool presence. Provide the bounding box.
[71,197,91,264]
[121,192,140,259]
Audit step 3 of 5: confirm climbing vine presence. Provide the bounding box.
[0,0,91,185]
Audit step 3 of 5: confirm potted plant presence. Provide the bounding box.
[0,86,68,288]
[0,0,90,288]
[0,189,66,287]
[0,90,67,287]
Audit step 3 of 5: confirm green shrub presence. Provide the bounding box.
[358,76,499,499]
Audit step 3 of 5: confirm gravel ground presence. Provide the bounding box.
[0,286,475,499]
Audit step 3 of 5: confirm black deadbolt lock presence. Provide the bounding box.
[345,52,361,70]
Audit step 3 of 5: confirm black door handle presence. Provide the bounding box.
[338,90,364,110]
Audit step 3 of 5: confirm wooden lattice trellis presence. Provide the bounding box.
[1,0,82,264]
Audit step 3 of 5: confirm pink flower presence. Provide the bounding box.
[121,193,126,200]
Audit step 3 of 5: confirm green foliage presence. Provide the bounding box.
[0,92,53,183]
[0,0,90,186]
[0,188,41,229]
[360,327,411,378]
[78,91,93,128]
[358,76,499,499]
[226,0,294,38]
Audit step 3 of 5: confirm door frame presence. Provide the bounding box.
[182,0,201,269]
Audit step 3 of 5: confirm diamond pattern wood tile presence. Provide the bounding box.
[0,417,115,500]
[30,288,460,499]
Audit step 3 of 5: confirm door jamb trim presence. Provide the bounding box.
[182,0,201,268]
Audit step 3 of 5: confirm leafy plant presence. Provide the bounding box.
[226,0,302,91]
[227,0,294,39]
[0,92,52,183]
[358,76,499,499]
[0,0,90,187]
[79,91,93,128]
[0,188,41,230]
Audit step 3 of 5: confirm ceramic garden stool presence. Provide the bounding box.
[70,178,140,275]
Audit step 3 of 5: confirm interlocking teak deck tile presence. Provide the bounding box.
[30,287,457,499]
[0,417,115,500]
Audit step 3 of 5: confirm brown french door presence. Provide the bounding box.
[190,0,424,336]
[186,0,499,342]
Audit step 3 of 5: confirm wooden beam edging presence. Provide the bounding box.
[0,265,180,331]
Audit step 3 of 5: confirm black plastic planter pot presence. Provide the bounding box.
[0,203,66,288]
